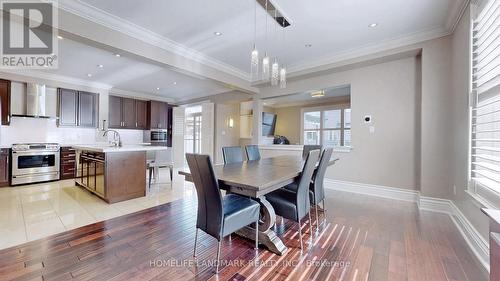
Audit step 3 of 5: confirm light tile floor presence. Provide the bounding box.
[0,169,195,250]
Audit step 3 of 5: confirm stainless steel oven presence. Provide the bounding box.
[11,143,60,185]
[144,129,168,145]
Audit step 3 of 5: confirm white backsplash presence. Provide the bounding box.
[0,117,144,146]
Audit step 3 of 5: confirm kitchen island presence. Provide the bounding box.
[72,144,168,203]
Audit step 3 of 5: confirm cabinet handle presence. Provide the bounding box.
[136,122,138,127]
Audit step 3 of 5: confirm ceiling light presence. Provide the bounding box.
[114,53,121,57]
[87,73,92,78]
[214,32,222,36]
[97,64,104,68]
[368,23,378,28]
[156,87,160,90]
[310,90,325,98]
[57,35,63,40]
[173,82,177,85]
[305,44,312,48]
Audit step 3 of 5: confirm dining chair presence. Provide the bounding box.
[309,147,333,231]
[186,153,260,273]
[245,145,261,161]
[302,145,322,159]
[266,149,320,251]
[147,149,173,189]
[222,146,244,164]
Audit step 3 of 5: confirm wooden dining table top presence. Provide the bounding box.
[179,155,306,197]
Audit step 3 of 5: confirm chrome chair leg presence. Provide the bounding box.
[216,240,221,273]
[298,221,303,252]
[308,211,313,236]
[255,220,259,249]
[193,228,198,257]
[315,204,319,232]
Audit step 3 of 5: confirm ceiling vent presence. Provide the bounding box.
[256,0,291,28]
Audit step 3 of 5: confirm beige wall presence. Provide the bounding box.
[214,103,241,164]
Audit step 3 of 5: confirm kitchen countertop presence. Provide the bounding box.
[71,144,168,153]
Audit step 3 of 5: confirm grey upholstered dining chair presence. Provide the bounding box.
[222,146,244,164]
[309,147,333,231]
[302,145,322,159]
[265,149,320,251]
[186,153,260,273]
[245,145,261,161]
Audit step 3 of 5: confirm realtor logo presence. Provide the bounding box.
[1,0,58,68]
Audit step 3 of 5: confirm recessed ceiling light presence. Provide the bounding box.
[156,87,160,90]
[214,32,222,36]
[97,64,104,68]
[173,82,177,85]
[305,44,312,48]
[87,73,92,78]
[368,23,378,28]
[114,53,121,57]
[57,35,63,40]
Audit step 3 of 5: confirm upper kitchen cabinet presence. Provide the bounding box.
[57,88,98,128]
[108,96,148,130]
[0,79,11,125]
[148,100,169,129]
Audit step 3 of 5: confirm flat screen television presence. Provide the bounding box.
[262,112,276,136]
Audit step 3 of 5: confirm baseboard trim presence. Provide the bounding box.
[324,179,490,272]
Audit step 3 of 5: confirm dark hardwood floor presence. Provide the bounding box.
[0,190,488,281]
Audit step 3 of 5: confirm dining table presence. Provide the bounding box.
[178,154,338,255]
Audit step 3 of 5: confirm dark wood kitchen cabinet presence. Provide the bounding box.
[0,79,11,125]
[0,148,9,187]
[58,88,98,128]
[148,100,169,129]
[108,96,148,130]
[60,147,76,180]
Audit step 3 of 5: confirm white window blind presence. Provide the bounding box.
[471,0,500,206]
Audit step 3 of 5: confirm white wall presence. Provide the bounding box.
[214,103,240,164]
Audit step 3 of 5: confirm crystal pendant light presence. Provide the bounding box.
[271,58,279,86]
[279,66,286,88]
[251,45,259,79]
[262,53,270,80]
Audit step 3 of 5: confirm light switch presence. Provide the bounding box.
[221,130,226,136]
[369,126,375,133]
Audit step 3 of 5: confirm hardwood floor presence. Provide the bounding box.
[0,190,488,281]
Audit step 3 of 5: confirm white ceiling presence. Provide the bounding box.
[40,37,231,100]
[76,0,466,75]
[263,85,350,108]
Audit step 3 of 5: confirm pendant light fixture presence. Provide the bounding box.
[279,17,287,88]
[262,0,270,81]
[250,0,259,80]
[270,9,279,86]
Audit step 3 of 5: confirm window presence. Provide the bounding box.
[469,0,500,207]
[302,107,351,147]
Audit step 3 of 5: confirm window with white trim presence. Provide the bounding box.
[470,0,500,207]
[302,107,351,147]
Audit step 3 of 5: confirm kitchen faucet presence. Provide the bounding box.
[103,129,122,147]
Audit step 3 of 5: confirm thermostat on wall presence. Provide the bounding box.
[364,115,372,123]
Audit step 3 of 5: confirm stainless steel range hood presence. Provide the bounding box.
[12,83,52,119]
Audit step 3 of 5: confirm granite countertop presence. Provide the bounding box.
[71,144,168,153]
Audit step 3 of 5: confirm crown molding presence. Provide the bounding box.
[446,0,470,33]
[0,69,113,90]
[58,0,251,81]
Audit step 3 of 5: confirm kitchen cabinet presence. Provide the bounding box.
[108,96,148,130]
[60,147,76,180]
[167,105,173,147]
[78,91,98,127]
[136,100,148,129]
[58,88,98,128]
[0,148,9,187]
[148,100,169,129]
[0,79,11,125]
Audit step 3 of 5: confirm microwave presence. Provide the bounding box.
[144,129,168,144]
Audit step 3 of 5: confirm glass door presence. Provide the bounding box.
[185,113,202,154]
